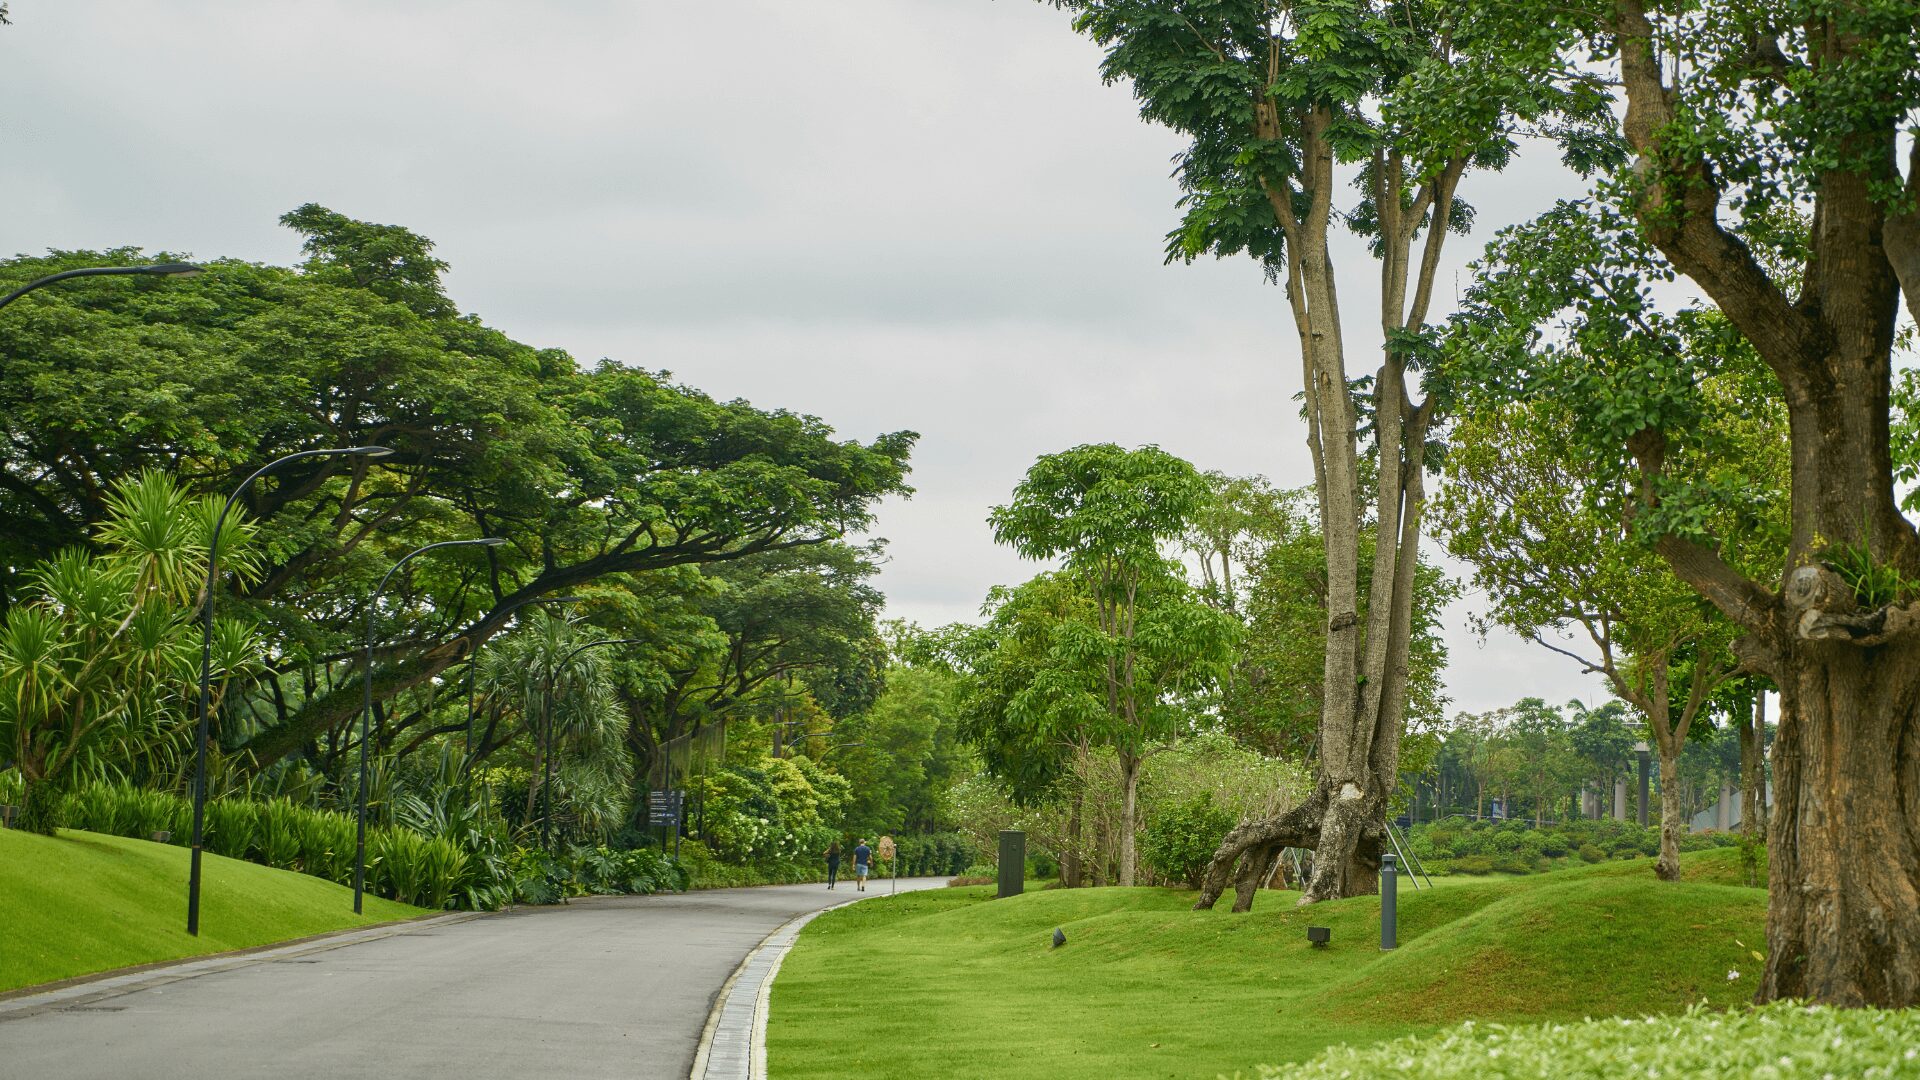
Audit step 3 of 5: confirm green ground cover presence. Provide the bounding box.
[1,828,423,993]
[768,849,1767,1079]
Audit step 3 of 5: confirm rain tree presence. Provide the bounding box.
[0,208,915,781]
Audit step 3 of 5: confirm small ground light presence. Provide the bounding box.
[1052,928,1066,948]
[1307,926,1331,948]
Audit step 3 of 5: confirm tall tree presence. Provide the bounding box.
[1434,387,1781,880]
[989,444,1238,885]
[1462,0,1920,1007]
[1042,0,1617,903]
[0,210,916,779]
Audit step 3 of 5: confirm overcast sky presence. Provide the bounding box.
[1,1,1612,714]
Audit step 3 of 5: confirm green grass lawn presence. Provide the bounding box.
[1,827,424,993]
[768,849,1767,1079]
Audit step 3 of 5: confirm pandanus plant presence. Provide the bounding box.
[0,470,262,833]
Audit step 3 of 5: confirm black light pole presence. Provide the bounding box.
[1634,740,1652,828]
[0,262,202,311]
[539,637,645,852]
[354,537,508,914]
[461,595,582,768]
[187,445,392,936]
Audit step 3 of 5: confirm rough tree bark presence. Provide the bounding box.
[1196,78,1458,910]
[1610,0,1920,1006]
[1737,690,1768,885]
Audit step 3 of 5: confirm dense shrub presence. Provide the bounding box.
[895,832,974,878]
[1260,1003,1920,1079]
[1140,793,1236,888]
[368,828,468,910]
[1405,818,1738,876]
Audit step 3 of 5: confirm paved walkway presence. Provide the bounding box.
[0,877,946,1079]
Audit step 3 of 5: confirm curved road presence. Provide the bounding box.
[0,878,945,1079]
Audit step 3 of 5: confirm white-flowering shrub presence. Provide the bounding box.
[1255,1003,1920,1079]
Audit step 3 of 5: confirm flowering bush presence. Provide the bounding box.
[1258,1003,1920,1079]
[689,757,846,869]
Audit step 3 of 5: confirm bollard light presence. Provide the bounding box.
[1307,926,1331,948]
[1381,852,1399,951]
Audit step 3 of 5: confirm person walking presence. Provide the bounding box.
[853,839,872,892]
[824,840,842,890]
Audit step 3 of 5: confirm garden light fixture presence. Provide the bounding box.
[354,537,508,914]
[1,262,206,311]
[188,446,393,936]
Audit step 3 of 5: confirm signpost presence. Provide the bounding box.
[878,835,897,894]
[648,790,684,858]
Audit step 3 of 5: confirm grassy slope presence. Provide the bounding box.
[1,828,424,992]
[768,849,1766,1080]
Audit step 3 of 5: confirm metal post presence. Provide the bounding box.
[356,537,505,915]
[190,445,390,935]
[1381,852,1398,950]
[1636,742,1652,828]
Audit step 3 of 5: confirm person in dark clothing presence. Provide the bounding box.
[853,840,872,892]
[824,841,842,889]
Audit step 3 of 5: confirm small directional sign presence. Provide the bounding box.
[648,789,684,827]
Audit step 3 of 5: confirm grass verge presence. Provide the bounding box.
[767,849,1766,1079]
[2,827,424,993]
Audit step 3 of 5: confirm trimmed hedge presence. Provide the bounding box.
[1258,1003,1920,1079]
[55,780,685,910]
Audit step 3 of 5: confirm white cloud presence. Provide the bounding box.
[1,0,1613,716]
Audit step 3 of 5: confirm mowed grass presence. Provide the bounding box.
[1,828,424,992]
[768,850,1766,1080]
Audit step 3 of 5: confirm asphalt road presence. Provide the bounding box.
[0,876,946,1080]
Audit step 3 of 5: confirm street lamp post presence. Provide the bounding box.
[0,262,203,311]
[537,637,645,852]
[187,445,392,936]
[354,537,508,914]
[1634,740,1652,828]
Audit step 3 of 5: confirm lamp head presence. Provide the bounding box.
[476,537,509,548]
[348,445,395,458]
[142,262,204,278]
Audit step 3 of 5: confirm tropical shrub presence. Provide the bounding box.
[1140,793,1236,888]
[894,832,974,878]
[369,828,468,910]
[0,471,260,833]
[205,799,260,859]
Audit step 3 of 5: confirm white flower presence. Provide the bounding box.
[1727,970,1741,981]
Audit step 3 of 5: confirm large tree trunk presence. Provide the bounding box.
[1117,751,1140,887]
[1609,0,1920,1007]
[1763,640,1920,1006]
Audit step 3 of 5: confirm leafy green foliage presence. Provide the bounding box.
[0,471,260,832]
[1140,792,1236,888]
[0,210,914,772]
